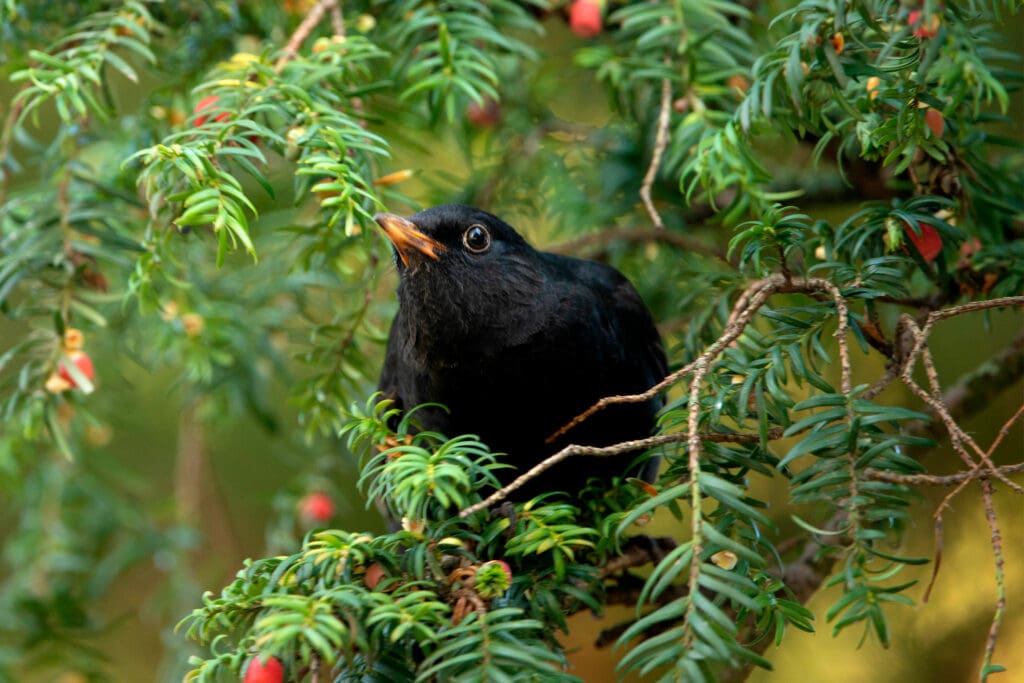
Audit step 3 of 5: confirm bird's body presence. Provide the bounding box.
[375,204,666,500]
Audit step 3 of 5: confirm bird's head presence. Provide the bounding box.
[373,204,531,271]
[373,204,548,350]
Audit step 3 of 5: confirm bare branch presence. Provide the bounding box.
[980,477,1007,677]
[897,315,1024,494]
[640,76,673,230]
[329,1,345,37]
[864,462,1024,486]
[987,402,1024,457]
[275,0,340,72]
[459,429,782,518]
[928,295,1024,323]
[600,536,678,578]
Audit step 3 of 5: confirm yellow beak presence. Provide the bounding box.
[373,213,445,266]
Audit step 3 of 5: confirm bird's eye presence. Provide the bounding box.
[462,224,491,254]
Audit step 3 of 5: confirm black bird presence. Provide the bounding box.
[374,204,667,501]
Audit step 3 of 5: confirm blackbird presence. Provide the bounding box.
[374,204,667,501]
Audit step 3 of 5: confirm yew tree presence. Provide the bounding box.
[1,1,1022,682]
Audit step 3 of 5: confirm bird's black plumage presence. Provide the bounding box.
[375,204,667,500]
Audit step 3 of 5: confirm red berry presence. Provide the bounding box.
[243,655,283,683]
[924,107,944,137]
[908,10,940,39]
[905,222,943,263]
[298,492,335,524]
[569,0,604,38]
[959,237,981,259]
[58,351,95,389]
[364,562,386,590]
[193,94,229,127]
[466,97,501,128]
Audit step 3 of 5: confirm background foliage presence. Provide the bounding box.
[1,1,1022,682]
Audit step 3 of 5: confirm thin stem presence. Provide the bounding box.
[640,76,672,230]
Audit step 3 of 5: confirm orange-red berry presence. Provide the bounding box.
[364,562,386,590]
[908,10,940,39]
[243,655,283,683]
[466,97,502,128]
[298,492,335,524]
[905,222,943,262]
[924,107,945,137]
[569,0,604,38]
[58,351,95,389]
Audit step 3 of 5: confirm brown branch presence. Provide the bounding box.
[640,76,673,230]
[922,516,945,604]
[329,1,345,37]
[460,434,680,517]
[864,462,1024,487]
[899,337,1023,493]
[311,653,322,683]
[980,477,1007,677]
[459,429,782,518]
[600,536,678,578]
[861,362,900,401]
[275,0,340,72]
[986,402,1024,460]
[545,360,696,444]
[927,295,1024,323]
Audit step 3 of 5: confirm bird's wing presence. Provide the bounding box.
[605,271,668,484]
[377,313,406,414]
[555,254,668,391]
[609,272,669,392]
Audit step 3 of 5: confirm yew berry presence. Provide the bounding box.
[905,222,943,263]
[829,32,845,54]
[63,328,85,351]
[959,238,982,259]
[243,655,283,683]
[908,10,940,39]
[298,492,335,524]
[726,74,749,94]
[866,76,881,100]
[45,373,72,394]
[466,97,501,128]
[58,351,95,390]
[924,107,944,137]
[364,562,386,590]
[181,313,205,338]
[569,0,604,38]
